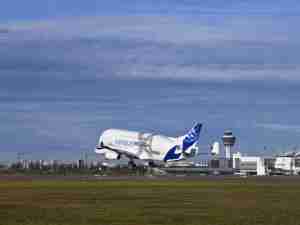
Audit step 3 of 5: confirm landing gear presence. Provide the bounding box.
[148,161,156,168]
[128,159,137,169]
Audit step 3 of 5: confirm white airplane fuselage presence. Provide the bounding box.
[95,123,202,163]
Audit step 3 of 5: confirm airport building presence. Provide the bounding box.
[273,153,300,175]
[232,152,266,176]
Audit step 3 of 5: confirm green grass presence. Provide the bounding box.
[0,178,300,225]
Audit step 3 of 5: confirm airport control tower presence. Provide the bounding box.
[222,130,236,159]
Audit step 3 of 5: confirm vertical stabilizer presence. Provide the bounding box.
[181,123,202,151]
[211,142,220,155]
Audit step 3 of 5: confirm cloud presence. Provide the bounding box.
[1,1,300,160]
[1,13,300,83]
[0,28,10,33]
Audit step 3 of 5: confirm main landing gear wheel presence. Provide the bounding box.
[128,160,137,169]
[148,161,156,168]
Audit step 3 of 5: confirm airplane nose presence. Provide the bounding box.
[96,142,105,149]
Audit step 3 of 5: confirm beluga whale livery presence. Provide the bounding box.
[95,123,202,166]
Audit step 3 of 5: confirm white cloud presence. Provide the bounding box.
[1,14,300,82]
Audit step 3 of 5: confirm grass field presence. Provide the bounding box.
[0,177,300,225]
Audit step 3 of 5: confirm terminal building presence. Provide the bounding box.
[273,152,300,175]
[232,152,266,176]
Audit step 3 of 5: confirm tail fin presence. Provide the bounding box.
[182,123,202,151]
[211,141,220,155]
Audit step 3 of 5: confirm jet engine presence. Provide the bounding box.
[104,149,120,160]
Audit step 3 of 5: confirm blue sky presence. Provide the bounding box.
[1,0,300,161]
[1,0,300,22]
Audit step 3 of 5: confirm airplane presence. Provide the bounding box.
[95,123,202,167]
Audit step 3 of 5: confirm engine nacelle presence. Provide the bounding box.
[104,149,120,160]
[95,147,120,160]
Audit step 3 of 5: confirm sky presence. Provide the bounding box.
[1,0,300,161]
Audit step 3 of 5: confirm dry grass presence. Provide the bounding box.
[0,178,300,225]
